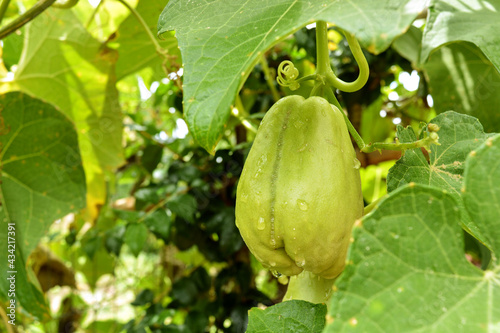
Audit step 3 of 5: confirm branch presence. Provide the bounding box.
[0,0,58,40]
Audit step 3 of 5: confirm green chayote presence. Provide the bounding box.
[236,95,363,279]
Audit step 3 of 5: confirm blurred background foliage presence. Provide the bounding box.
[0,1,450,332]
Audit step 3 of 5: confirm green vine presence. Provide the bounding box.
[53,0,79,9]
[115,0,175,77]
[0,0,58,40]
[275,21,440,153]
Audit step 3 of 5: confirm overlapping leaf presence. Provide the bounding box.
[113,0,180,81]
[325,184,499,332]
[463,134,500,257]
[247,300,327,333]
[424,43,500,132]
[0,92,86,319]
[387,111,494,244]
[158,0,427,152]
[1,8,124,217]
[421,0,500,72]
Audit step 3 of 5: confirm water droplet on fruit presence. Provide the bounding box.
[240,192,248,203]
[297,199,308,211]
[353,158,361,169]
[295,256,306,267]
[271,270,282,278]
[257,217,266,230]
[270,261,276,267]
[258,154,267,167]
[294,120,304,129]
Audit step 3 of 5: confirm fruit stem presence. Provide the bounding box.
[283,271,336,308]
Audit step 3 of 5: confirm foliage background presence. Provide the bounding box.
[0,0,499,332]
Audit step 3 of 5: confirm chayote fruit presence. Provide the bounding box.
[235,95,363,279]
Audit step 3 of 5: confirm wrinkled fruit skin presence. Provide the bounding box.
[235,95,363,279]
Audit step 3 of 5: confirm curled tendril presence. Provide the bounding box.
[277,60,300,91]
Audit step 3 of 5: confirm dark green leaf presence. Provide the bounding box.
[105,225,126,256]
[145,209,172,240]
[141,144,164,174]
[158,0,426,151]
[171,277,198,306]
[168,194,197,223]
[124,223,149,257]
[132,289,155,306]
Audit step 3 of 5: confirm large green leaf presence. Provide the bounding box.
[113,0,180,81]
[463,134,500,258]
[158,0,427,152]
[2,8,123,216]
[325,184,499,332]
[0,92,85,319]
[421,0,500,72]
[247,300,327,333]
[387,111,494,245]
[424,42,500,132]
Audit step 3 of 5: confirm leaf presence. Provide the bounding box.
[75,244,115,287]
[421,0,500,72]
[0,92,86,258]
[124,223,149,257]
[144,209,172,240]
[104,225,126,256]
[325,184,499,332]
[158,0,426,152]
[463,134,500,257]
[168,194,197,223]
[424,42,500,132]
[2,8,124,217]
[387,111,494,244]
[247,300,327,333]
[392,25,422,66]
[113,0,180,81]
[131,288,155,306]
[0,92,85,319]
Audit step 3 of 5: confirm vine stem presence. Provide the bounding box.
[283,271,336,307]
[52,0,78,9]
[312,21,369,95]
[260,55,281,102]
[234,95,258,133]
[115,0,160,51]
[115,0,173,75]
[85,0,104,28]
[325,30,369,92]
[0,0,57,40]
